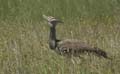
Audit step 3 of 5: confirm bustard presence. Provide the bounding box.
[43,15,109,58]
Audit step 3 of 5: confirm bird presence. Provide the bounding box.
[43,14,109,59]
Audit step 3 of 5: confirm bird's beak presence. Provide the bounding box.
[57,20,63,24]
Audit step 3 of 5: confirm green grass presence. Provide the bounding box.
[0,0,120,74]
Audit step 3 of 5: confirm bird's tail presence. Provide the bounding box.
[78,47,110,59]
[87,47,110,59]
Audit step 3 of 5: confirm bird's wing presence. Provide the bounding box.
[56,39,109,59]
[57,39,92,50]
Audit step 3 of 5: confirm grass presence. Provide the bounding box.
[0,0,120,74]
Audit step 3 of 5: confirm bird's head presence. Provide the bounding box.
[43,15,63,27]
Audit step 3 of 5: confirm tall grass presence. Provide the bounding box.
[0,0,119,21]
[0,0,120,74]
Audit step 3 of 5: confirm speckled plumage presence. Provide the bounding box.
[56,39,108,58]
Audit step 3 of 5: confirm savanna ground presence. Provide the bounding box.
[0,0,120,74]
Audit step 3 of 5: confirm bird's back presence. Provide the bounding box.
[57,39,91,49]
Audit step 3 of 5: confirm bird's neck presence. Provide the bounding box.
[49,26,57,49]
